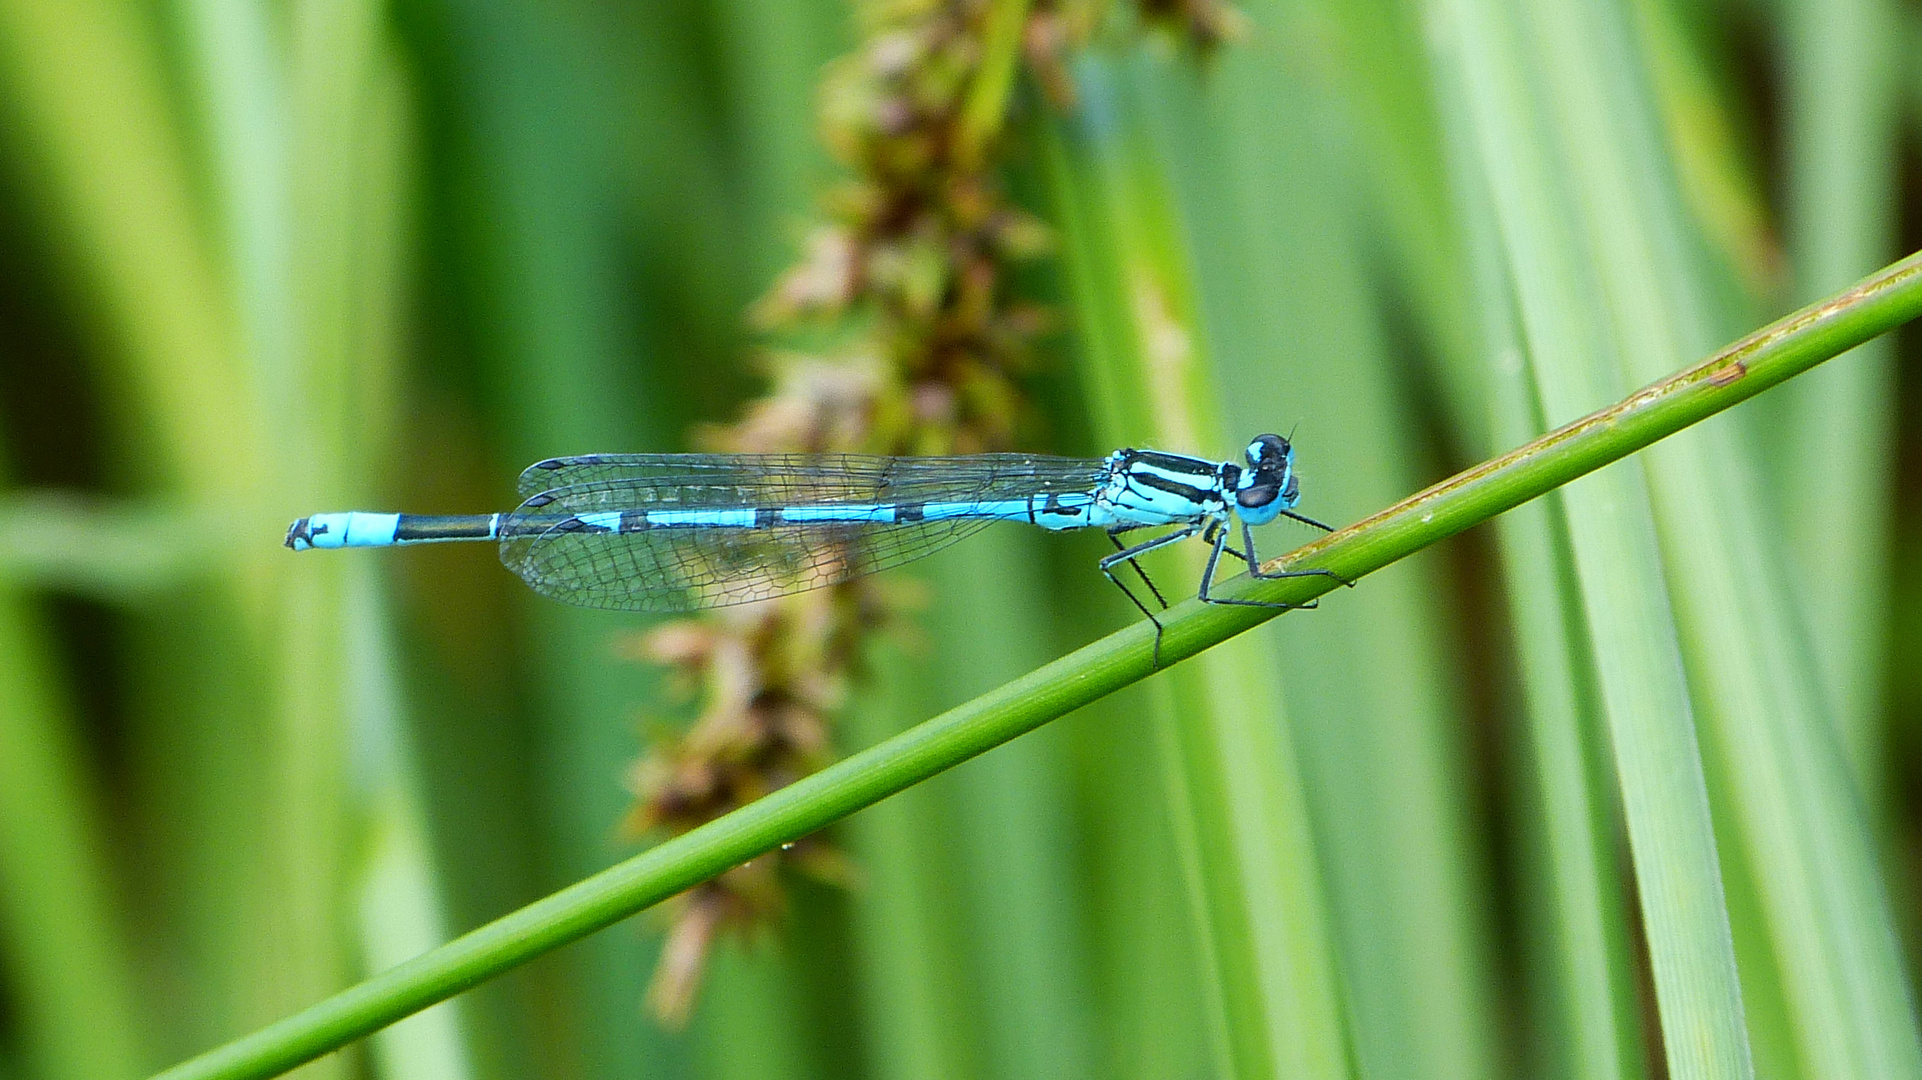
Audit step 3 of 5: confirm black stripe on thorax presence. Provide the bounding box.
[1127,450,1218,477]
[1126,467,1220,506]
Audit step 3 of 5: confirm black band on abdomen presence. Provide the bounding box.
[394,514,500,542]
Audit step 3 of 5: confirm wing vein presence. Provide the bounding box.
[501,454,1107,611]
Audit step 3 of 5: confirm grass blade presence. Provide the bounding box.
[1532,0,1922,1075]
[1434,0,1922,1075]
[0,467,146,1080]
[1430,0,1759,1075]
[1446,94,1646,1079]
[0,0,292,1060]
[0,495,220,600]
[1775,0,1901,777]
[349,567,476,1080]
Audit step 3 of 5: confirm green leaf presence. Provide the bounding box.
[1447,89,1646,1080]
[1430,0,1922,1076]
[1774,0,1901,780]
[1431,1,1762,1076]
[0,459,146,1080]
[0,592,147,1080]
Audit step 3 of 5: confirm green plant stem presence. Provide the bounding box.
[953,0,1031,170]
[152,248,1922,1080]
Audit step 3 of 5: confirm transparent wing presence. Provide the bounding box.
[517,453,856,501]
[501,453,1107,612]
[517,452,1103,506]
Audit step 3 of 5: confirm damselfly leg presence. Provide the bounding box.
[1244,517,1355,588]
[1196,518,1351,613]
[1099,524,1199,668]
[1106,530,1170,609]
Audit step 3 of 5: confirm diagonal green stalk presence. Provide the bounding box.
[151,249,1922,1080]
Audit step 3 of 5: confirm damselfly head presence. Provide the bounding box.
[1244,433,1293,471]
[1233,433,1299,525]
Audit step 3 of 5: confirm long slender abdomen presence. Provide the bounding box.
[285,513,501,550]
[539,494,1101,534]
[290,491,1108,551]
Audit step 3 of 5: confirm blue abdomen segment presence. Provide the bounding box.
[286,513,398,549]
[292,492,1107,554]
[286,513,500,550]
[535,493,1104,534]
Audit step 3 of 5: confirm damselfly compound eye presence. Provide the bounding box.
[1237,483,1280,509]
[1246,433,1290,469]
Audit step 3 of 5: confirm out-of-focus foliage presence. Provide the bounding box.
[0,1,1918,1079]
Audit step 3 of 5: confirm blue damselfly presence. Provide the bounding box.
[286,434,1343,664]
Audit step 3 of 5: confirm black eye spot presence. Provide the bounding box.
[1237,484,1279,508]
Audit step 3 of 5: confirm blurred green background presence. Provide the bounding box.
[0,0,1920,1078]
